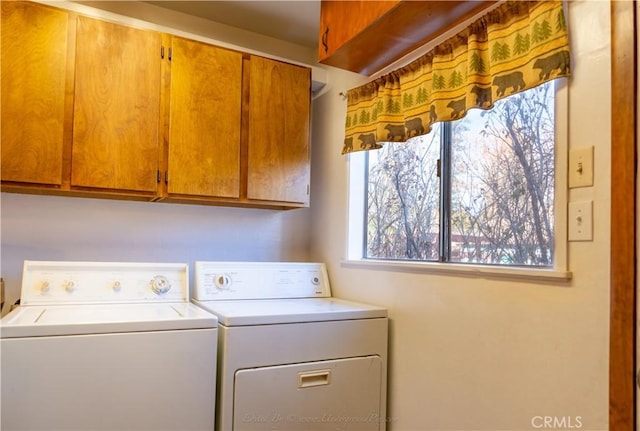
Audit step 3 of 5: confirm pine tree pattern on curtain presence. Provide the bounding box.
[342,0,570,154]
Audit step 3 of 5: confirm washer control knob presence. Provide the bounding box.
[64,281,76,293]
[40,281,50,293]
[214,274,232,290]
[112,281,122,292]
[150,275,171,295]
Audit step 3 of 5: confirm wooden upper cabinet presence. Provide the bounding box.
[247,56,310,205]
[318,1,398,63]
[318,0,497,75]
[1,3,312,209]
[167,37,243,199]
[72,16,161,193]
[1,1,69,185]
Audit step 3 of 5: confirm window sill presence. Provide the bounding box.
[340,259,573,283]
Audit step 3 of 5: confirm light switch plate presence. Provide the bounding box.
[568,146,594,188]
[568,200,593,241]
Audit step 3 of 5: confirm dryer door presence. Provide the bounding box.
[233,355,383,430]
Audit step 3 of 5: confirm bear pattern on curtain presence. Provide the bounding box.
[342,0,570,155]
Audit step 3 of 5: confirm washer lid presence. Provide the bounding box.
[0,303,217,338]
[192,297,387,326]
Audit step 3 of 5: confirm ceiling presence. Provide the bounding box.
[145,1,321,49]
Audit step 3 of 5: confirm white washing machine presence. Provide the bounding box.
[1,261,218,431]
[192,261,388,431]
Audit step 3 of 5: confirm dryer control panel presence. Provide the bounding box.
[194,262,331,300]
[20,261,189,305]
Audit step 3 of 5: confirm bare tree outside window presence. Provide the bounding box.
[366,126,441,261]
[366,82,555,267]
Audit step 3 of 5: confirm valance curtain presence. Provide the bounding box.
[342,0,570,155]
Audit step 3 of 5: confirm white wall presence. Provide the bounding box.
[310,1,610,430]
[1,194,311,311]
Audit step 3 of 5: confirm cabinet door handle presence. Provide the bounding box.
[321,27,329,53]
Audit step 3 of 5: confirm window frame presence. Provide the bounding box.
[345,79,571,282]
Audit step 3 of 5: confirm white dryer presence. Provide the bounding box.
[1,261,218,431]
[192,261,388,431]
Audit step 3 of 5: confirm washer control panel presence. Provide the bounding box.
[194,262,331,300]
[20,261,188,305]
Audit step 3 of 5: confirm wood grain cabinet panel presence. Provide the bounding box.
[1,1,69,185]
[318,0,496,75]
[318,1,398,62]
[1,2,312,209]
[71,16,161,193]
[247,57,311,205]
[167,37,242,198]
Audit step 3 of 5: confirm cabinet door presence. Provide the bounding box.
[247,57,310,204]
[1,2,68,185]
[72,16,161,192]
[319,1,498,75]
[318,1,398,61]
[167,37,242,198]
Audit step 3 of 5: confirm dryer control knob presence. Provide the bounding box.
[150,275,171,295]
[214,274,232,290]
[64,281,76,293]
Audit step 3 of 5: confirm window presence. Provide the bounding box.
[358,81,558,267]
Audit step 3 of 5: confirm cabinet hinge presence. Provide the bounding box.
[161,46,172,60]
[165,171,169,184]
[436,159,441,178]
[307,184,310,195]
